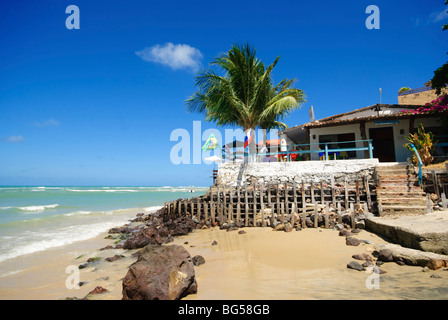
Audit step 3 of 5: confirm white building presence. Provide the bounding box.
[280,104,447,163]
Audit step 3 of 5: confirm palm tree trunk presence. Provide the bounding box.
[246,128,257,163]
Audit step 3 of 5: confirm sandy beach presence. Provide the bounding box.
[1,221,448,300]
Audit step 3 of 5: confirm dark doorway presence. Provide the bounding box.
[369,127,396,162]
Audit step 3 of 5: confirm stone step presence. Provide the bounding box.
[378,174,418,180]
[379,198,427,206]
[375,164,413,170]
[376,191,426,197]
[377,186,423,193]
[376,168,415,174]
[380,205,427,214]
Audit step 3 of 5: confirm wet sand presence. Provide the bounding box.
[1,227,448,300]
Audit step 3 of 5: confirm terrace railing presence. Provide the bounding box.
[398,86,433,96]
[252,139,374,162]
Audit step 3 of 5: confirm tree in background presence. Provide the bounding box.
[186,43,305,162]
[431,0,448,95]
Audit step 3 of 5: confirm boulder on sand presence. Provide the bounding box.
[122,244,197,300]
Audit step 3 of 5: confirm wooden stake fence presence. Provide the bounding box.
[163,176,376,229]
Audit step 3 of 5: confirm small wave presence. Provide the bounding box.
[67,189,138,193]
[16,204,59,212]
[144,205,163,212]
[64,210,92,217]
[0,206,12,210]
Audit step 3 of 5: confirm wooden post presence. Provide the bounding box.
[441,192,447,211]
[365,176,372,209]
[260,183,265,227]
[253,184,257,227]
[344,177,349,211]
[237,186,241,226]
[291,203,296,227]
[245,184,249,227]
[350,203,355,229]
[301,180,306,228]
[167,201,171,220]
[281,201,285,224]
[314,202,318,228]
[337,202,342,224]
[293,182,297,226]
[310,180,315,203]
[355,178,360,204]
[173,201,177,219]
[426,193,432,213]
[178,200,182,217]
[223,186,227,223]
[229,185,234,222]
[284,182,289,218]
[276,183,280,225]
[197,200,202,221]
[268,184,274,227]
[320,180,324,205]
[432,171,440,198]
[218,187,223,225]
[325,202,329,229]
[211,201,216,225]
[331,178,336,205]
[204,202,209,225]
[363,202,368,215]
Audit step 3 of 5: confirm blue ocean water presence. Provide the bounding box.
[0,186,207,265]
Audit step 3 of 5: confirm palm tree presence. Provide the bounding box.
[185,43,306,162]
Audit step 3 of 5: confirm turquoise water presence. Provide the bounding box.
[0,186,207,266]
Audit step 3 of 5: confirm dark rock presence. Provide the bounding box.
[211,240,218,245]
[78,281,88,287]
[351,228,362,234]
[339,229,353,237]
[346,236,361,246]
[122,244,197,300]
[226,226,239,232]
[122,216,196,250]
[100,245,114,251]
[238,230,246,234]
[378,249,394,262]
[284,223,293,232]
[352,253,373,261]
[105,255,124,262]
[273,223,285,231]
[192,255,205,266]
[430,274,442,279]
[295,227,302,231]
[88,286,108,295]
[347,261,364,271]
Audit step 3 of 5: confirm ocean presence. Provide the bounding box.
[0,186,207,268]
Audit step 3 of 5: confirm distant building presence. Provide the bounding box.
[398,81,448,105]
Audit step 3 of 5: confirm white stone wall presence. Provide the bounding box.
[216,159,380,186]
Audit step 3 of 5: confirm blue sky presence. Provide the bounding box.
[0,0,447,186]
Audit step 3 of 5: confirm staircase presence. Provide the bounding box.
[375,164,427,215]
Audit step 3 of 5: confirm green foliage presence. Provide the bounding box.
[398,87,411,94]
[431,1,448,94]
[185,42,306,131]
[431,62,448,95]
[404,123,438,166]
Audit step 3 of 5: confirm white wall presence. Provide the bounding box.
[217,159,380,186]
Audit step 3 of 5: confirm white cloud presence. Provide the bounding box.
[5,135,25,142]
[430,8,448,23]
[135,43,203,72]
[34,119,59,127]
